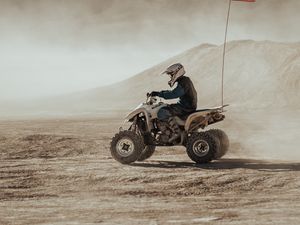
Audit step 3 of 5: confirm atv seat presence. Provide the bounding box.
[177,108,212,121]
[175,106,225,128]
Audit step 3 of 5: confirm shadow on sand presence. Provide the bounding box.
[132,158,300,172]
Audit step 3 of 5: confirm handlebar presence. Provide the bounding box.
[146,93,158,105]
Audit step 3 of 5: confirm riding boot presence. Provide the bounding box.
[168,118,181,143]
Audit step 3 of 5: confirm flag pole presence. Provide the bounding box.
[221,0,232,109]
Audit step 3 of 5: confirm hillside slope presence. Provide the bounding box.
[1,40,300,116]
[47,40,300,112]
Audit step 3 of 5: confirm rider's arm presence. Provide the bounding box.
[158,84,185,99]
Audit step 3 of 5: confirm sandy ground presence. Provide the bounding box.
[0,117,299,225]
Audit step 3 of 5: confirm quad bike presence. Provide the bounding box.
[110,95,229,164]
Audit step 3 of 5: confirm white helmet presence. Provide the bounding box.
[162,63,186,87]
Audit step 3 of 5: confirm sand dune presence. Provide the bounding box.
[66,40,300,110]
[1,40,300,116]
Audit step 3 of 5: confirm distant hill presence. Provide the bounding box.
[1,40,300,117]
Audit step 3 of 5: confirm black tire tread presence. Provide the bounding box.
[186,132,220,164]
[110,130,144,164]
[207,129,229,159]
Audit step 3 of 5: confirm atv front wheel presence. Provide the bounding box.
[137,145,156,161]
[206,129,229,159]
[186,132,220,164]
[110,131,144,164]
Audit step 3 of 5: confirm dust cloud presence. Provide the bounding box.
[0,2,299,223]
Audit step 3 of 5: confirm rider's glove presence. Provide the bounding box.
[149,91,160,97]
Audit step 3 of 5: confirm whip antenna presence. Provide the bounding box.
[221,0,232,109]
[221,0,256,110]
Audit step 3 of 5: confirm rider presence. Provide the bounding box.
[149,63,198,142]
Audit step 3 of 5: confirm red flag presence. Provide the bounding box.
[233,0,256,2]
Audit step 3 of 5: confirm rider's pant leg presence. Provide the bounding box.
[157,107,172,121]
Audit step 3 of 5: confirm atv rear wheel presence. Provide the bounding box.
[110,130,144,164]
[137,145,156,161]
[206,129,229,159]
[186,132,220,164]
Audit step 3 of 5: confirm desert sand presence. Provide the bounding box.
[0,40,299,224]
[0,116,299,225]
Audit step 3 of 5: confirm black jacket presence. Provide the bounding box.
[158,76,197,111]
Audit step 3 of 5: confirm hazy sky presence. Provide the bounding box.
[1,0,300,100]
